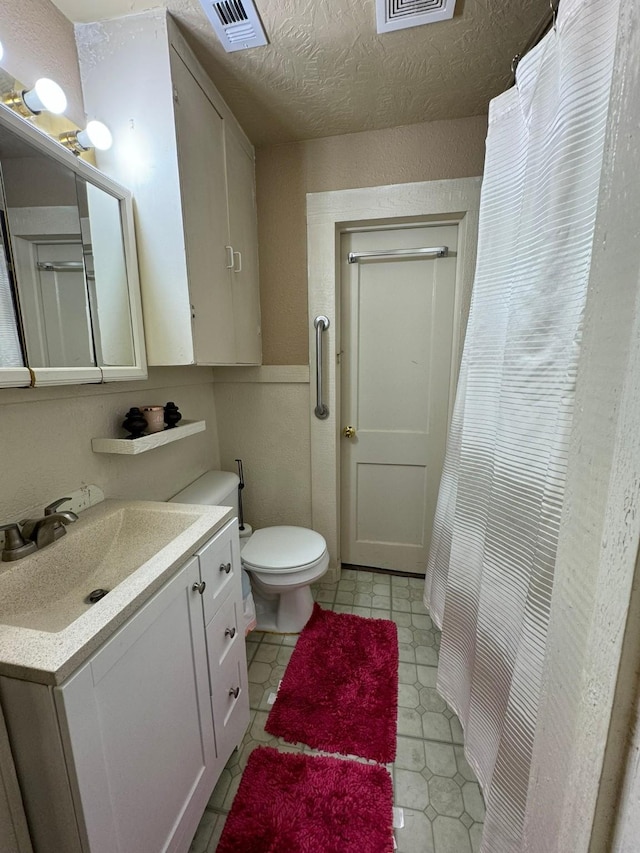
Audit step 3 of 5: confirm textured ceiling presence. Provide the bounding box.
[51,0,550,147]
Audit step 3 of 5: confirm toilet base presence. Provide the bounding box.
[252,585,315,633]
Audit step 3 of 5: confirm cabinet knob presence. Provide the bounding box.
[192,580,206,594]
[229,686,240,699]
[225,626,237,639]
[219,562,232,574]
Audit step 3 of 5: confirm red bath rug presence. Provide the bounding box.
[215,746,394,853]
[265,603,398,763]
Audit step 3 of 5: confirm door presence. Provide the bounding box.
[14,241,94,368]
[226,125,262,365]
[171,48,236,365]
[340,224,458,574]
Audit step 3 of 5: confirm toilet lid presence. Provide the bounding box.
[241,526,327,571]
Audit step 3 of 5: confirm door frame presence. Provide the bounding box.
[307,178,482,580]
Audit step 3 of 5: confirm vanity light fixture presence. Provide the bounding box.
[59,120,113,155]
[4,77,67,117]
[0,41,4,63]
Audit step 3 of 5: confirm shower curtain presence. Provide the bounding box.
[423,0,621,850]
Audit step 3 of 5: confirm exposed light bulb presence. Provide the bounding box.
[76,120,113,151]
[22,78,67,115]
[59,120,113,155]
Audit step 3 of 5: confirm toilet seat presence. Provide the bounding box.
[241,526,328,574]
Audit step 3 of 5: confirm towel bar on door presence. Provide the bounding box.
[314,315,330,419]
[347,246,448,263]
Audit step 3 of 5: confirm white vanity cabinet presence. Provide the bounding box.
[0,519,249,853]
[76,10,261,367]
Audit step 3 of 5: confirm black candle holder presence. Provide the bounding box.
[164,401,182,429]
[122,407,147,439]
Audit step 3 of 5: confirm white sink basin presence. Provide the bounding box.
[0,504,203,633]
[0,499,234,685]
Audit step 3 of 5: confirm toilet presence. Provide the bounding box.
[170,470,329,633]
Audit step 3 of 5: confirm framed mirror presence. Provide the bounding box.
[0,96,146,387]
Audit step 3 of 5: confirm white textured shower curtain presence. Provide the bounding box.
[424,0,620,850]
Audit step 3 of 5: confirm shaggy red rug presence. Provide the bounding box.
[265,604,398,763]
[216,746,394,853]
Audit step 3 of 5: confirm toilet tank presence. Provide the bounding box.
[170,471,239,514]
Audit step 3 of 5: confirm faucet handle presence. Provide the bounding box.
[0,523,37,562]
[45,497,73,516]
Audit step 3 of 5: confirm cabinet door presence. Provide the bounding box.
[198,519,240,623]
[226,127,262,365]
[211,637,250,767]
[171,48,236,365]
[55,557,215,853]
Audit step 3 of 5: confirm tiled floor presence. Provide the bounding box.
[189,569,485,853]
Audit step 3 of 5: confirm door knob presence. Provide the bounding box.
[343,425,356,438]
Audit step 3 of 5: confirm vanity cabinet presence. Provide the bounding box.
[0,519,249,853]
[77,10,261,367]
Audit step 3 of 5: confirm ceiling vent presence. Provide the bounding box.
[197,0,269,52]
[375,0,457,34]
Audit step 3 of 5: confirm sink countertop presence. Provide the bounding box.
[0,500,234,686]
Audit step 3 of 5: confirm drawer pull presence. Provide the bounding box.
[229,686,240,699]
[192,581,206,594]
[225,627,237,639]
[220,562,232,574]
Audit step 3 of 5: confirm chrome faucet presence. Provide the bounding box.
[19,498,79,551]
[0,523,37,561]
[24,512,78,550]
[1,498,79,561]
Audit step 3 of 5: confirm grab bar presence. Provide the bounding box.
[314,315,330,420]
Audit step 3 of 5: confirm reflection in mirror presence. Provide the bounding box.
[76,177,134,366]
[0,205,24,368]
[0,105,138,373]
[0,128,95,368]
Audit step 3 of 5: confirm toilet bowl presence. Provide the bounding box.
[170,471,329,633]
[241,526,329,632]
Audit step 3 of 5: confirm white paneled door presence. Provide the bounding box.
[340,224,459,573]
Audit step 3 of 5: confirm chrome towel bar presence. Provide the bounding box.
[347,246,448,264]
[314,315,330,420]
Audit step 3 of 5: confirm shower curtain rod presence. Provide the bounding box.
[510,0,557,82]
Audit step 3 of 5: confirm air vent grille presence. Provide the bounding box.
[198,0,268,52]
[376,0,456,33]
[214,0,248,26]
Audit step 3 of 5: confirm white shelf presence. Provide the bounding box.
[92,420,206,455]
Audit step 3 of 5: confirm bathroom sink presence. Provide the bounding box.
[0,504,204,633]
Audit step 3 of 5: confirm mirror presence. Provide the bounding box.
[0,84,145,386]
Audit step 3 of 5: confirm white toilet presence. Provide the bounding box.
[170,470,329,633]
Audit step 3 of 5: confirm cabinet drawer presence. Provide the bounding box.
[211,641,249,761]
[205,591,242,670]
[198,521,239,623]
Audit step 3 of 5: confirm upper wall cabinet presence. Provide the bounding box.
[0,101,146,388]
[77,11,262,367]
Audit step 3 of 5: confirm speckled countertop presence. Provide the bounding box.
[0,500,234,686]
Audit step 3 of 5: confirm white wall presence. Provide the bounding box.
[0,0,84,127]
[0,368,220,523]
[213,367,311,530]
